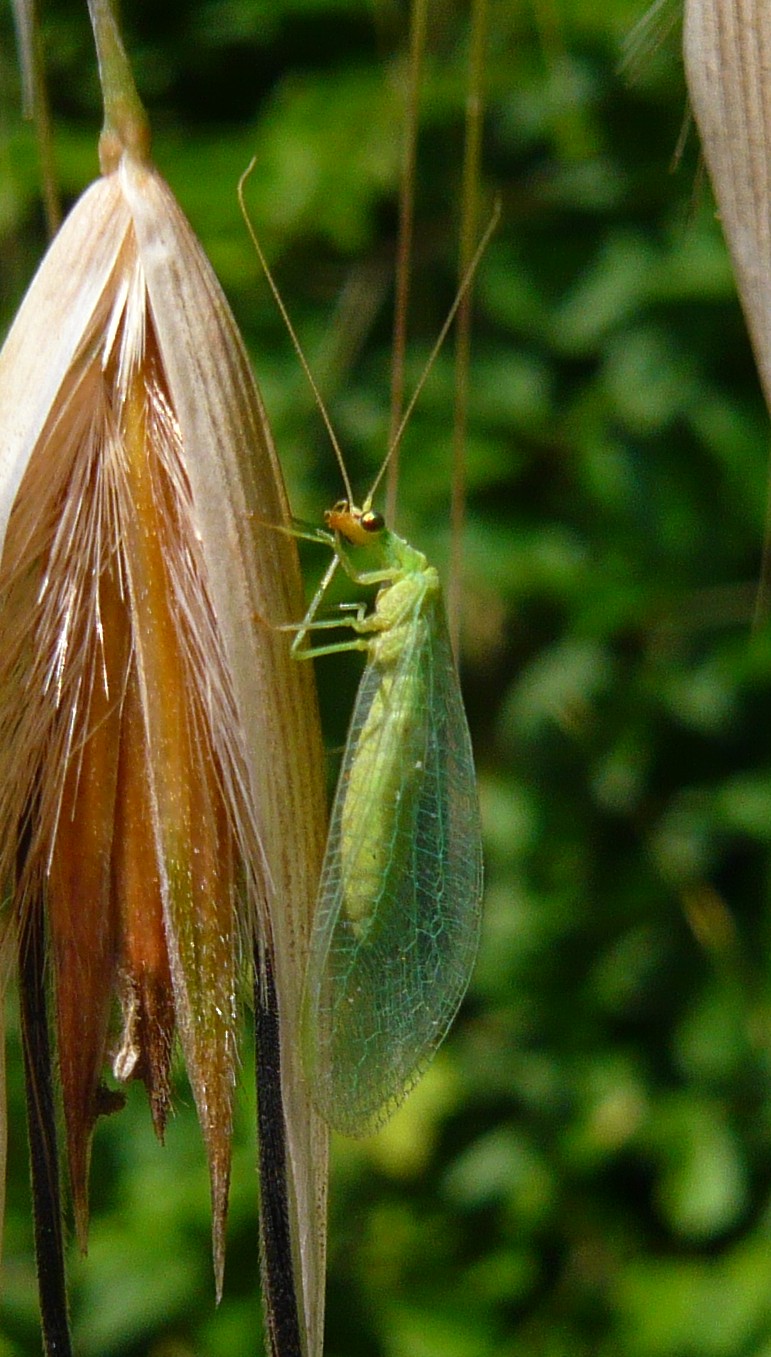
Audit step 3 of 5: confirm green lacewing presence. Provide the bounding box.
[295,498,484,1137]
[237,36,493,1140]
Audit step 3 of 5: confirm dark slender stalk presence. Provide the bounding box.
[10,0,61,235]
[753,435,771,631]
[254,941,303,1357]
[19,890,72,1357]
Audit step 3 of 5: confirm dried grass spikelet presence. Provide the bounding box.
[684,0,771,415]
[0,136,328,1335]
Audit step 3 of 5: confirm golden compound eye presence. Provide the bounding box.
[361,510,384,534]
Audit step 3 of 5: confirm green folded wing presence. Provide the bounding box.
[302,593,483,1137]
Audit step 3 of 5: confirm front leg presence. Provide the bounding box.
[335,541,400,590]
[289,601,372,658]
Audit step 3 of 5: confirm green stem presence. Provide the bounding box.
[86,0,150,172]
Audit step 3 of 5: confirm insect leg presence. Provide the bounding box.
[287,607,367,648]
[293,635,371,661]
[249,513,335,550]
[334,553,399,590]
[291,552,341,652]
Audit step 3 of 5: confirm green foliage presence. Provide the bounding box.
[4,0,771,1354]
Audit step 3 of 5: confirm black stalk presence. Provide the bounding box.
[19,889,72,1357]
[254,941,303,1357]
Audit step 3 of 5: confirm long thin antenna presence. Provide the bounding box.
[448,0,488,656]
[238,160,355,505]
[367,200,500,507]
[385,0,428,529]
[238,169,498,523]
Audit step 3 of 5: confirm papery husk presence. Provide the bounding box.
[120,158,329,1351]
[0,172,132,1271]
[0,175,128,544]
[0,156,328,1356]
[684,0,771,416]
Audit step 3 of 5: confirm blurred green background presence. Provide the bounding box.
[4,0,771,1354]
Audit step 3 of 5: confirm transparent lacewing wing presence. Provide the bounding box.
[299,503,483,1137]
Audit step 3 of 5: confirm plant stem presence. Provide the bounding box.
[20,883,72,1357]
[254,942,304,1357]
[86,0,151,172]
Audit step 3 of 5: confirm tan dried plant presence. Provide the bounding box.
[0,3,328,1354]
[684,0,771,417]
[684,2,771,631]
